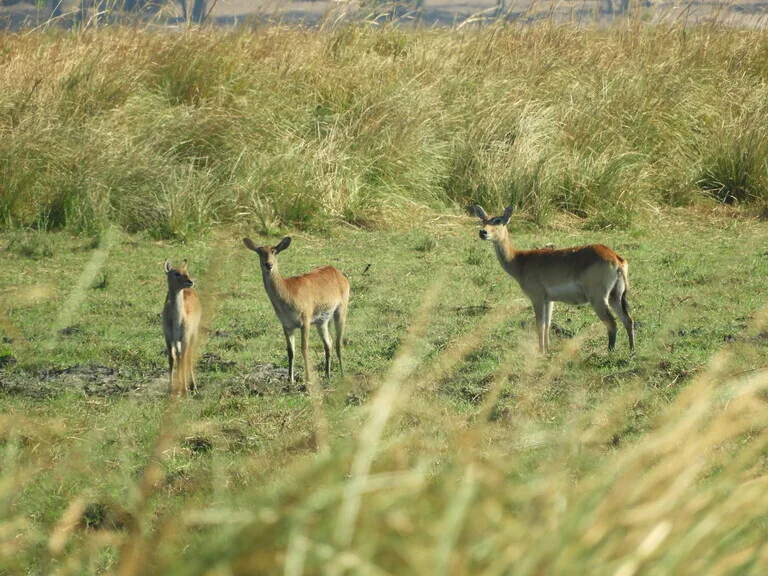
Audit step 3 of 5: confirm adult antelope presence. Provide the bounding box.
[243,236,350,383]
[162,259,202,395]
[469,205,634,353]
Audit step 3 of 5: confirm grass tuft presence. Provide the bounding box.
[697,126,768,206]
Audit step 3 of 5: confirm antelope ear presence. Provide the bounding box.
[244,238,266,256]
[181,259,189,271]
[275,236,292,254]
[468,204,488,221]
[164,259,172,273]
[501,205,515,224]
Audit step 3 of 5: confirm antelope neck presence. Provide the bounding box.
[262,266,291,304]
[493,235,520,281]
[167,286,186,317]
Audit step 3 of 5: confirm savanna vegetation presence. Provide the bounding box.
[2,23,768,237]
[2,20,768,575]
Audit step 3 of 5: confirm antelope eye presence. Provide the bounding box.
[174,272,181,277]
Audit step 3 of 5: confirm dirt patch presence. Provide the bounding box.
[182,435,214,454]
[237,363,303,396]
[198,352,238,372]
[455,304,491,316]
[80,502,132,531]
[58,325,83,337]
[39,364,144,397]
[1,361,304,398]
[750,331,768,345]
[0,363,162,398]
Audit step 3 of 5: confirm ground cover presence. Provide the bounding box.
[2,209,768,573]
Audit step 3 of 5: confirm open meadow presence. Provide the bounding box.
[2,23,768,575]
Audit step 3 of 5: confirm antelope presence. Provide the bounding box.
[243,236,350,384]
[469,205,635,353]
[162,259,202,395]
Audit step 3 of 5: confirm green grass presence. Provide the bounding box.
[2,210,768,573]
[2,25,768,237]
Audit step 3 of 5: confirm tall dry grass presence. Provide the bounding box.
[1,23,768,237]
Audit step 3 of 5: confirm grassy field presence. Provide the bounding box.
[3,21,768,575]
[2,207,768,573]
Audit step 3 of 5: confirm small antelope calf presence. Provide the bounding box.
[162,259,202,395]
[470,205,635,353]
[243,236,350,383]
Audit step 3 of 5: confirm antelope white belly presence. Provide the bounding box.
[546,282,588,305]
[311,309,334,325]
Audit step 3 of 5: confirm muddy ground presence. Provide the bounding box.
[0,354,300,399]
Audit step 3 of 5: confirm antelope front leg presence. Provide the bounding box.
[284,327,296,384]
[188,339,198,393]
[302,317,328,452]
[300,321,312,384]
[543,301,553,352]
[167,345,176,395]
[533,301,547,353]
[178,342,189,396]
[176,342,186,394]
[184,345,195,394]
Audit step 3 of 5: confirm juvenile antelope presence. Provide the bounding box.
[162,259,202,395]
[470,205,634,353]
[243,236,350,383]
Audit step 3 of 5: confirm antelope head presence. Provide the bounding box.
[469,204,514,242]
